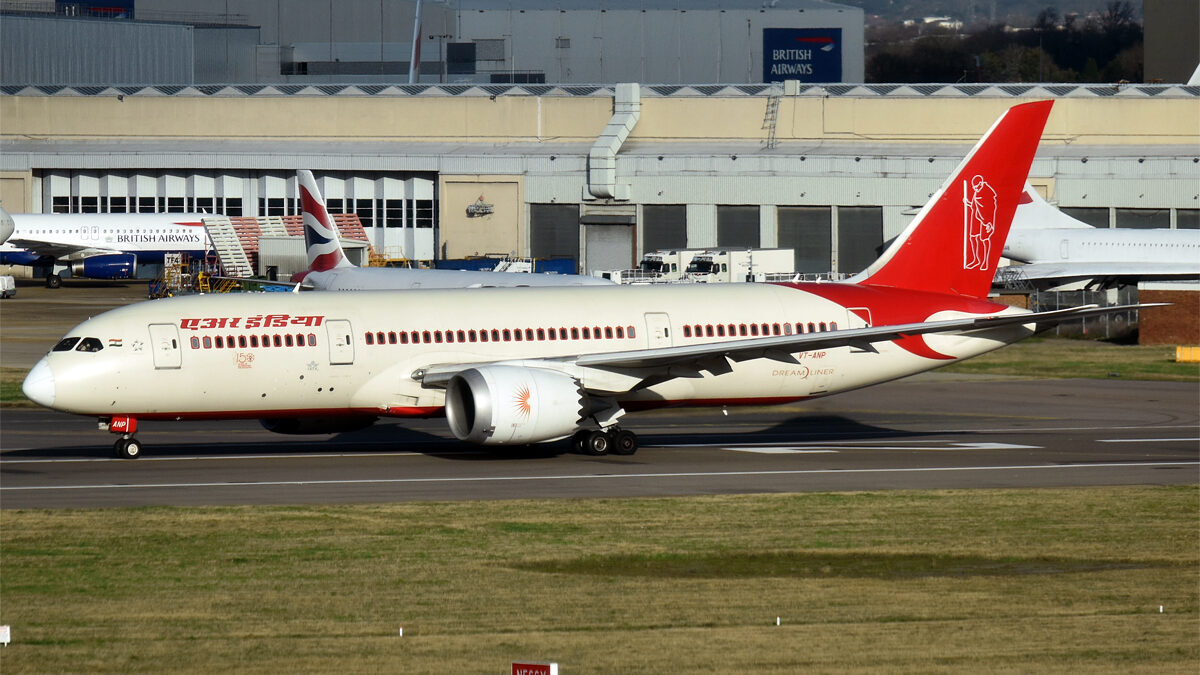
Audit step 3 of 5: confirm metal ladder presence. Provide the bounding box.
[762,83,783,149]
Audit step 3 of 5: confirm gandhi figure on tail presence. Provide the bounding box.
[964,174,997,270]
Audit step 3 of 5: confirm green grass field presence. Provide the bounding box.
[2,487,1197,673]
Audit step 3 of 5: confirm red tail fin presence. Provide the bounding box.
[854,100,1053,299]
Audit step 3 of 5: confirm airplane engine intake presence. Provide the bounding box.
[445,366,586,445]
[73,254,137,280]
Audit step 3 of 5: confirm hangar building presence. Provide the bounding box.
[1,0,864,86]
[1,82,1197,277]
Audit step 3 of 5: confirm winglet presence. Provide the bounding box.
[852,100,1053,299]
[298,170,353,272]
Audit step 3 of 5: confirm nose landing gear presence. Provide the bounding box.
[101,416,142,459]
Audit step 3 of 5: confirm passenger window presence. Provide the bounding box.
[366,333,375,345]
[307,334,316,346]
[503,329,511,341]
[571,327,580,340]
[469,330,477,342]
[479,331,488,343]
[750,324,759,336]
[215,336,225,349]
[830,322,838,331]
[627,326,635,338]
[52,337,81,352]
[445,331,455,343]
[705,325,714,337]
[683,326,692,338]
[273,335,282,347]
[514,330,522,342]
[615,326,624,339]
[716,325,725,337]
[739,324,748,336]
[605,326,613,339]
[582,327,590,339]
[435,331,443,343]
[491,329,500,342]
[203,336,212,349]
[389,332,397,344]
[538,328,547,341]
[807,322,816,333]
[458,330,466,342]
[525,328,534,341]
[773,323,781,335]
[400,332,409,344]
[239,336,248,348]
[819,322,827,332]
[423,331,431,343]
[285,334,294,347]
[190,336,200,349]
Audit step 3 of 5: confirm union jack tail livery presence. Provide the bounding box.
[298,169,352,273]
[852,100,1053,299]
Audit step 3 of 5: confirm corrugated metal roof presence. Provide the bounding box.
[3,83,1197,98]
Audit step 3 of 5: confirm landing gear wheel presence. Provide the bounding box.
[611,429,638,456]
[583,430,611,456]
[46,274,62,289]
[114,437,142,459]
[571,429,592,454]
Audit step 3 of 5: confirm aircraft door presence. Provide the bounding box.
[148,323,182,369]
[326,319,354,365]
[644,313,673,348]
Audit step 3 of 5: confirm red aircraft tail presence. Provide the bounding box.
[853,100,1053,299]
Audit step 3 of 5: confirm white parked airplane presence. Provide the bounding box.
[23,101,1145,459]
[0,206,212,287]
[1000,185,1200,290]
[287,170,612,290]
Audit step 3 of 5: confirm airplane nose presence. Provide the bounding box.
[22,358,55,408]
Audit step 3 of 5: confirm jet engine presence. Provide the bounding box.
[72,254,136,280]
[444,366,586,445]
[259,416,377,435]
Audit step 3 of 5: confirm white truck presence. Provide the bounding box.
[684,248,795,283]
[593,248,707,284]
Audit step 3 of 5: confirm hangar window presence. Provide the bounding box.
[385,200,405,227]
[109,197,128,213]
[166,197,186,213]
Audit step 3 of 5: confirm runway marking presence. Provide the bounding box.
[724,448,839,454]
[2,461,1195,493]
[1097,438,1200,444]
[723,442,1039,453]
[0,450,468,465]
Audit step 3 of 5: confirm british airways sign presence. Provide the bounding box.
[763,28,842,83]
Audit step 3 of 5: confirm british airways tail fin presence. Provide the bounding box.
[298,170,353,272]
[852,100,1053,299]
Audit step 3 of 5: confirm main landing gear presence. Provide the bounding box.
[572,427,638,456]
[101,416,142,459]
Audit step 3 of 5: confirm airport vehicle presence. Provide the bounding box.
[289,170,612,290]
[685,248,795,283]
[595,249,706,284]
[24,101,1139,460]
[0,275,15,298]
[999,185,1200,290]
[0,207,213,288]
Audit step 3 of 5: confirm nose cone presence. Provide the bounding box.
[22,358,55,408]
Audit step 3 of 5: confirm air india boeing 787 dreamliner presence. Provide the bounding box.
[22,100,1143,459]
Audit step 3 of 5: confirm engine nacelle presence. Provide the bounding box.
[445,366,586,445]
[259,416,377,435]
[72,254,136,280]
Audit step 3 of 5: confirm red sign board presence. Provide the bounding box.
[512,663,557,675]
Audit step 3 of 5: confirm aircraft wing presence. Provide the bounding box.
[1004,262,1200,290]
[5,238,121,261]
[418,303,1159,389]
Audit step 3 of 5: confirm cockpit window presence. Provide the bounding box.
[52,337,81,352]
[75,337,104,353]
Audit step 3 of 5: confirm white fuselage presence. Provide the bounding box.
[302,266,614,290]
[1004,227,1200,265]
[0,212,212,260]
[29,283,1030,421]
